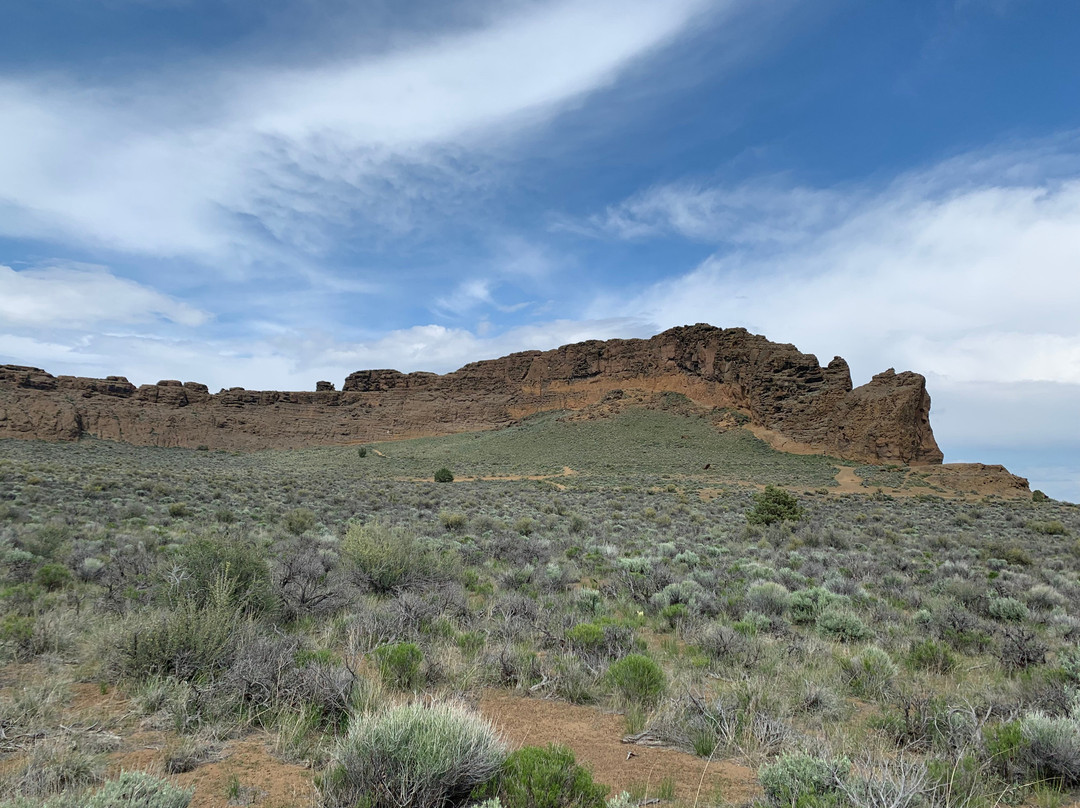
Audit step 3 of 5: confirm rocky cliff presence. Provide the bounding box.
[0,324,943,464]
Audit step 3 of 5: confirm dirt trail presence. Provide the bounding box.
[833,466,863,493]
[478,691,760,805]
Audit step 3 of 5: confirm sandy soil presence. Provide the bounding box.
[832,466,865,494]
[478,691,760,805]
[172,738,315,808]
[3,667,761,807]
[1,674,317,808]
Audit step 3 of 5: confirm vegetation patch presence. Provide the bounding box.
[0,414,1078,807]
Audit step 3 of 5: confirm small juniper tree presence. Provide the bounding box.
[747,485,803,526]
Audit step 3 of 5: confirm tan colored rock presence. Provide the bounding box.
[0,324,945,464]
[920,463,1030,497]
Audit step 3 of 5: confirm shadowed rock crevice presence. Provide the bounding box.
[0,324,943,464]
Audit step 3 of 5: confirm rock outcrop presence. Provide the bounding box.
[0,324,944,464]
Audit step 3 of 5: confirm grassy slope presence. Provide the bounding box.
[357,408,840,485]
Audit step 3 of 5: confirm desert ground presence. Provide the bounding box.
[1,405,1078,808]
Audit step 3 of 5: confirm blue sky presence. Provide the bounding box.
[1,0,1079,500]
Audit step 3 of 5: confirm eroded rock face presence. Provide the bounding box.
[0,324,944,464]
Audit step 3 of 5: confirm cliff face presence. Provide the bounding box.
[0,324,944,464]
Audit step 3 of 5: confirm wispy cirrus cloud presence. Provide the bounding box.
[0,0,720,267]
[566,181,851,245]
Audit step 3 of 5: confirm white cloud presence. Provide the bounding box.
[241,0,716,144]
[586,149,1080,390]
[0,0,718,263]
[0,334,106,369]
[911,376,1080,505]
[929,378,1080,450]
[0,264,208,329]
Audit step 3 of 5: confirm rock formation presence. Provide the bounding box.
[0,324,944,464]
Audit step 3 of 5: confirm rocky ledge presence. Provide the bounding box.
[0,324,943,464]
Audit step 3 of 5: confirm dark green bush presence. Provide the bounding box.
[906,638,957,673]
[566,622,605,653]
[0,614,35,660]
[439,511,468,532]
[115,578,241,682]
[435,468,454,483]
[660,603,688,629]
[565,621,635,665]
[984,719,1025,781]
[374,642,423,690]
[606,653,665,708]
[484,744,608,808]
[747,486,803,526]
[34,563,71,592]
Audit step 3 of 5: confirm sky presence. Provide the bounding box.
[1,0,1078,501]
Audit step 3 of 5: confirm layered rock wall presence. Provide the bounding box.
[0,325,944,464]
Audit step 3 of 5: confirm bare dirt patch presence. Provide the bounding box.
[175,737,315,808]
[107,732,316,808]
[832,466,864,495]
[744,425,829,458]
[478,691,760,805]
[0,664,316,808]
